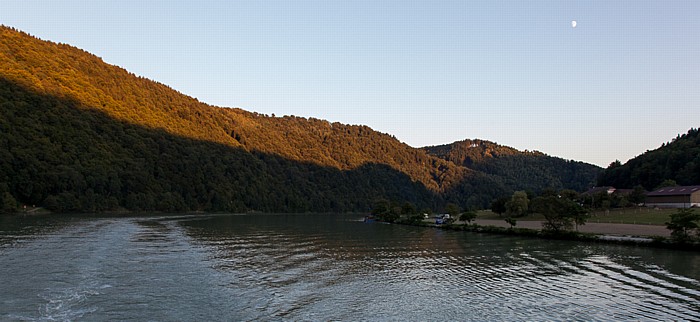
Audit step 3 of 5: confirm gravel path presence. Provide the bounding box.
[473,219,670,237]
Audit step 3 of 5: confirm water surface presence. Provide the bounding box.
[1,214,699,321]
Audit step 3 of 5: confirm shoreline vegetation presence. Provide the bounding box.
[385,215,700,252]
[6,206,699,251]
[369,190,700,251]
[369,206,700,251]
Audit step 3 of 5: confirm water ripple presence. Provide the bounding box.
[2,214,699,321]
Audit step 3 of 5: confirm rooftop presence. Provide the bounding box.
[582,186,616,195]
[647,185,700,197]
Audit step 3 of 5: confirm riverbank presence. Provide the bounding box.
[395,217,699,251]
[473,219,671,237]
[475,207,676,226]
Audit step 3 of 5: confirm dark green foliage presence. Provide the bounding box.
[559,189,579,201]
[445,203,461,217]
[0,76,442,213]
[459,210,477,224]
[401,202,417,215]
[598,128,700,190]
[372,199,391,217]
[581,189,633,210]
[656,179,679,189]
[505,191,529,218]
[0,183,17,213]
[531,196,589,232]
[403,209,426,225]
[629,185,647,205]
[441,172,509,209]
[371,199,401,223]
[490,197,508,215]
[665,209,700,243]
[424,139,602,195]
[0,26,603,213]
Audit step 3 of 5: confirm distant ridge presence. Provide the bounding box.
[0,25,599,213]
[424,139,601,194]
[598,128,700,190]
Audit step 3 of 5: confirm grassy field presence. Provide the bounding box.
[476,207,684,226]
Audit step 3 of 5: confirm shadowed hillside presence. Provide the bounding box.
[0,76,439,213]
[598,128,700,190]
[424,139,601,193]
[0,26,467,192]
[0,25,598,213]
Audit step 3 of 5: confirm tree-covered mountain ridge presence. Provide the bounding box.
[424,138,544,166]
[0,26,599,212]
[0,26,468,192]
[598,128,700,190]
[424,139,601,193]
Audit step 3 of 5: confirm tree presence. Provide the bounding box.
[656,179,679,189]
[505,191,529,218]
[591,191,611,210]
[665,209,700,243]
[524,190,536,202]
[491,197,508,216]
[372,199,390,214]
[531,196,588,233]
[539,188,558,198]
[0,26,603,214]
[504,217,517,228]
[608,160,622,168]
[597,129,700,190]
[401,202,423,224]
[371,199,403,223]
[401,202,417,215]
[559,189,579,201]
[629,185,647,205]
[0,183,18,213]
[1,191,18,213]
[459,210,477,224]
[445,203,461,217]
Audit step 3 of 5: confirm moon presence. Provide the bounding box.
[571,20,577,28]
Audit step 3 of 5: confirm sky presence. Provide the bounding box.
[2,0,699,167]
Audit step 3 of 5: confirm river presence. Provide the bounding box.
[1,213,699,321]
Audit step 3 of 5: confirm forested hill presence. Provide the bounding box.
[0,26,596,213]
[424,139,601,193]
[598,128,700,190]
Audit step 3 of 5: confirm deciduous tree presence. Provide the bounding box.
[445,203,461,217]
[531,196,588,233]
[666,209,700,243]
[491,197,508,216]
[505,191,529,218]
[459,210,477,224]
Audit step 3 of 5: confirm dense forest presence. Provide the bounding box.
[598,128,700,190]
[424,139,601,194]
[0,26,599,213]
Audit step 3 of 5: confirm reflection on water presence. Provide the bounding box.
[182,214,700,321]
[1,213,699,321]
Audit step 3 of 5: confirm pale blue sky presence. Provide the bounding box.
[2,0,699,167]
